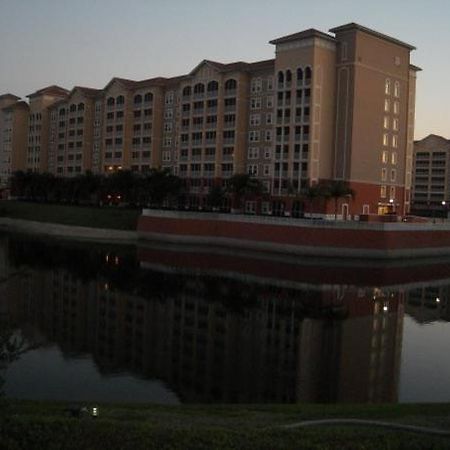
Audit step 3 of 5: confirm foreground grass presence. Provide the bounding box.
[1,401,450,450]
[0,200,140,230]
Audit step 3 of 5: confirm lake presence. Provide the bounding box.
[1,233,450,404]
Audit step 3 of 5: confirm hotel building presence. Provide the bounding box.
[0,23,419,217]
[412,134,450,215]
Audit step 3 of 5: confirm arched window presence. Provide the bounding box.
[394,81,400,98]
[59,109,66,116]
[182,86,191,97]
[70,104,77,112]
[107,97,115,106]
[305,67,312,84]
[116,95,125,105]
[286,70,292,83]
[207,80,219,92]
[144,92,153,102]
[385,79,391,95]
[194,83,205,94]
[134,94,142,105]
[297,68,304,83]
[224,79,237,91]
[77,103,85,111]
[278,71,284,84]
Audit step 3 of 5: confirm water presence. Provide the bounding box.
[1,233,450,404]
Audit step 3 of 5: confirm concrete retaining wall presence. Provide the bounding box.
[138,209,450,259]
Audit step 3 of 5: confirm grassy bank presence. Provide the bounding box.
[0,201,140,230]
[1,401,450,449]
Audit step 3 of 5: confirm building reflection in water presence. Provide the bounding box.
[0,235,417,404]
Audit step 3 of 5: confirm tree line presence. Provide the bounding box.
[8,170,354,218]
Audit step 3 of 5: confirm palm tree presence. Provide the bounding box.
[226,174,265,213]
[302,183,324,218]
[324,180,355,220]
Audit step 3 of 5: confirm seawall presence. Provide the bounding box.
[137,209,450,259]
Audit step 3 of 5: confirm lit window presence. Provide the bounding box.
[394,81,400,98]
[393,101,400,115]
[392,135,398,148]
[385,79,391,95]
[391,152,397,165]
[383,134,389,146]
[380,185,387,198]
[384,99,390,112]
[393,118,399,131]
[381,168,387,181]
[383,117,390,129]
[382,151,389,163]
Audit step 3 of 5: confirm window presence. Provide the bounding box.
[382,151,389,163]
[383,134,389,146]
[380,185,387,198]
[263,164,270,176]
[164,109,173,119]
[393,118,399,131]
[264,148,271,159]
[392,135,398,148]
[266,113,273,125]
[391,152,398,165]
[394,81,400,97]
[224,79,237,91]
[164,122,173,132]
[134,94,142,105]
[393,101,400,115]
[162,151,171,162]
[251,78,262,93]
[267,77,274,91]
[163,137,172,147]
[251,98,262,109]
[165,91,174,105]
[248,147,259,159]
[267,96,274,108]
[249,131,260,142]
[381,168,387,181]
[385,79,391,95]
[383,116,390,129]
[247,164,258,176]
[250,114,261,126]
[391,169,396,182]
[265,130,272,142]
[390,186,396,199]
[384,99,390,112]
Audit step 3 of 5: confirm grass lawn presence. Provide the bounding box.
[0,200,140,230]
[1,401,450,450]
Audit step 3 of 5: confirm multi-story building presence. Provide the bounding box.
[0,94,28,187]
[412,134,450,215]
[26,85,69,172]
[0,23,419,217]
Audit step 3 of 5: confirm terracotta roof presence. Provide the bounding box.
[269,29,335,45]
[189,58,275,76]
[329,23,416,51]
[27,85,69,99]
[73,86,103,98]
[0,93,21,101]
[2,100,29,112]
[409,64,422,72]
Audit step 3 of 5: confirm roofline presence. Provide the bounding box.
[409,64,422,72]
[329,23,416,51]
[269,28,336,45]
[0,93,21,101]
[2,101,29,112]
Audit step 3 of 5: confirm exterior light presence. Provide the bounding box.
[107,195,112,199]
[108,166,113,171]
[436,297,440,303]
[383,302,388,312]
[389,199,394,205]
[442,201,446,206]
[92,407,98,418]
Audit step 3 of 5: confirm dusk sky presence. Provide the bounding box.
[0,0,448,139]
